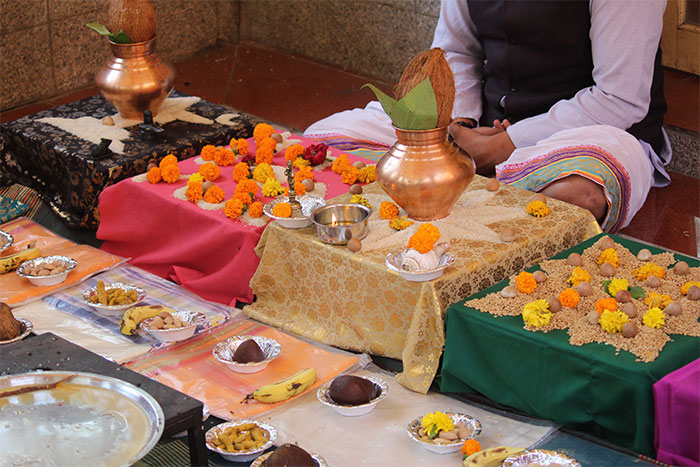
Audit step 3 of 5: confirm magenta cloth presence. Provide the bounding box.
[97,136,372,306]
[653,358,700,466]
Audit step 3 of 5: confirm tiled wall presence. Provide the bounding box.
[0,0,239,110]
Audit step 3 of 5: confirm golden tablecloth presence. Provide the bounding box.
[244,177,602,393]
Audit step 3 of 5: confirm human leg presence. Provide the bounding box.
[539,175,607,223]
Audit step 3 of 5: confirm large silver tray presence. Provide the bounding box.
[0,371,164,467]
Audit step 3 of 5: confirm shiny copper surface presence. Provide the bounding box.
[376,126,475,221]
[94,36,175,120]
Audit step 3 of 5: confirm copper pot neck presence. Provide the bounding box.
[393,126,449,145]
[108,36,157,58]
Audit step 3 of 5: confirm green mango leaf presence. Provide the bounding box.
[111,30,132,44]
[603,280,612,296]
[629,286,646,300]
[86,22,112,36]
[85,23,132,43]
[363,77,438,130]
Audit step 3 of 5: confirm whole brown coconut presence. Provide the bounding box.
[232,339,265,363]
[0,302,21,340]
[262,444,316,467]
[107,0,156,43]
[328,375,379,406]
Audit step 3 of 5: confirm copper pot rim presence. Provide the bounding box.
[107,35,157,47]
[391,124,450,134]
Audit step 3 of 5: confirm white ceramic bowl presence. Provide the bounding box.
[251,448,326,467]
[0,230,13,253]
[140,310,205,343]
[317,375,389,416]
[16,255,77,287]
[385,249,456,282]
[205,420,277,463]
[213,335,281,373]
[406,412,482,454]
[502,449,581,467]
[0,317,33,345]
[82,282,147,315]
[263,195,326,229]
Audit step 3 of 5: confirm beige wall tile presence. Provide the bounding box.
[155,0,218,63]
[0,0,48,34]
[47,0,99,21]
[216,0,239,45]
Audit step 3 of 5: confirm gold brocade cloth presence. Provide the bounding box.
[244,177,602,393]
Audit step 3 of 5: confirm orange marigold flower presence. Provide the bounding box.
[272,202,292,218]
[253,123,274,144]
[461,439,482,456]
[224,198,245,219]
[248,201,264,218]
[285,181,306,196]
[232,162,251,183]
[198,162,221,181]
[146,167,161,184]
[407,223,440,254]
[203,185,225,204]
[233,192,252,205]
[214,147,236,166]
[558,288,581,308]
[357,165,376,183]
[236,178,259,196]
[230,138,249,156]
[285,143,305,163]
[185,183,203,203]
[595,297,618,314]
[201,145,217,161]
[255,137,277,165]
[379,201,399,220]
[332,154,351,174]
[295,165,314,182]
[515,271,537,294]
[341,166,360,185]
[159,154,178,168]
[161,164,180,183]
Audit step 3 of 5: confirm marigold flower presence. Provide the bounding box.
[203,185,225,204]
[598,248,620,267]
[350,194,371,209]
[595,297,618,314]
[185,183,203,203]
[634,262,666,281]
[599,309,629,333]
[421,411,454,436]
[214,147,235,166]
[607,277,630,297]
[236,178,259,196]
[188,173,204,185]
[568,267,591,287]
[357,165,376,183]
[232,162,251,183]
[253,123,274,144]
[146,167,161,184]
[252,163,275,183]
[295,165,314,182]
[284,181,307,196]
[262,178,284,197]
[462,439,482,457]
[233,192,252,206]
[285,143,305,163]
[644,291,672,309]
[159,154,178,168]
[248,201,264,218]
[515,271,537,294]
[643,307,665,328]
[558,288,580,308]
[161,164,180,183]
[255,137,277,165]
[272,202,292,218]
[198,162,220,181]
[293,157,310,169]
[201,144,217,161]
[379,201,400,220]
[390,217,414,231]
[341,166,360,185]
[522,299,551,327]
[680,281,700,295]
[407,223,441,254]
[332,154,351,174]
[526,200,550,217]
[224,198,245,219]
[229,137,249,156]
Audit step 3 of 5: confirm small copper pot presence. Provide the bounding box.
[94,36,175,120]
[376,126,475,220]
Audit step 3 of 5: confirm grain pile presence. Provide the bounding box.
[465,237,700,362]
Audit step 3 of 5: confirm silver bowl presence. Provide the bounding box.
[252,448,326,467]
[16,255,77,287]
[317,375,389,416]
[213,335,281,374]
[0,230,13,253]
[0,317,33,345]
[263,196,326,229]
[206,420,277,463]
[503,449,581,467]
[407,412,482,454]
[82,282,147,314]
[312,203,371,244]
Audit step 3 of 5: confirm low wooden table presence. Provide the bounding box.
[0,333,207,466]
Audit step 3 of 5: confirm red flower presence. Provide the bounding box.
[303,143,329,166]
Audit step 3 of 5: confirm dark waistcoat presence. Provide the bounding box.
[467,0,666,154]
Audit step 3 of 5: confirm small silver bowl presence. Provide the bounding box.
[16,255,77,287]
[312,203,371,244]
[0,230,13,253]
[0,317,33,345]
[503,449,581,467]
[263,196,326,229]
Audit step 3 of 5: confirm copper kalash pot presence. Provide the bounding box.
[376,126,475,220]
[94,36,175,119]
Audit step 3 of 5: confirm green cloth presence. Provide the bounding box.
[440,234,700,457]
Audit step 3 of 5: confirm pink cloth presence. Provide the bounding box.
[98,136,371,306]
[654,358,700,466]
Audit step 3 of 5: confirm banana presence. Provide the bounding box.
[0,247,41,274]
[120,304,176,335]
[242,368,317,404]
[464,446,524,467]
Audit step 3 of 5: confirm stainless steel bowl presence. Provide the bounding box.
[0,230,13,253]
[312,203,371,245]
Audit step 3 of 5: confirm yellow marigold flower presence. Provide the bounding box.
[262,178,284,197]
[526,200,550,217]
[607,277,630,297]
[599,309,629,333]
[332,154,351,174]
[595,297,618,314]
[644,291,672,310]
[522,299,552,327]
[341,166,360,185]
[203,185,225,204]
[146,167,161,184]
[407,223,440,254]
[161,164,180,183]
[188,173,204,185]
[390,217,414,231]
[568,267,592,287]
[214,147,235,166]
[515,271,537,294]
[284,181,307,196]
[421,411,454,436]
[253,123,274,144]
[224,198,245,219]
[379,201,399,220]
[558,288,580,308]
[293,157,310,169]
[680,281,700,295]
[185,183,203,203]
[201,144,217,161]
[598,248,620,268]
[295,165,314,182]
[248,201,264,218]
[232,162,251,183]
[643,307,665,328]
[285,143,305,163]
[462,439,482,457]
[357,165,376,183]
[159,154,178,168]
[255,137,276,165]
[634,262,666,281]
[252,163,275,183]
[198,162,220,181]
[350,194,371,209]
[272,202,292,218]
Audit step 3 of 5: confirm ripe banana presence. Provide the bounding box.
[243,368,317,404]
[0,247,41,274]
[464,446,524,467]
[120,304,176,335]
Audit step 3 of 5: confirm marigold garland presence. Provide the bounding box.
[390,217,414,231]
[341,166,361,185]
[515,271,537,294]
[201,145,217,161]
[357,165,376,183]
[595,297,618,314]
[252,163,275,183]
[248,201,264,218]
[224,198,245,219]
[146,167,161,184]
[232,162,251,183]
[295,165,314,182]
[634,262,666,281]
[332,154,351,174]
[644,291,672,310]
[407,223,440,254]
[159,154,178,168]
[568,267,592,287]
[262,178,284,197]
[255,137,277,165]
[597,248,619,267]
[643,307,665,328]
[350,194,371,209]
[161,164,180,183]
[680,281,700,295]
[272,202,292,218]
[253,123,274,144]
[522,299,551,327]
[198,162,220,181]
[185,183,203,203]
[285,144,305,163]
[607,277,630,297]
[214,148,235,166]
[526,200,550,217]
[203,185,225,204]
[558,288,580,308]
[599,309,629,333]
[379,201,399,220]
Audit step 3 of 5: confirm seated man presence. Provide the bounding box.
[304,0,672,232]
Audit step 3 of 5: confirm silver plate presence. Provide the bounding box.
[503,449,581,467]
[16,255,77,279]
[251,448,327,467]
[0,371,164,467]
[263,195,327,228]
[205,419,277,462]
[0,229,13,253]
[0,317,33,345]
[82,282,147,313]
